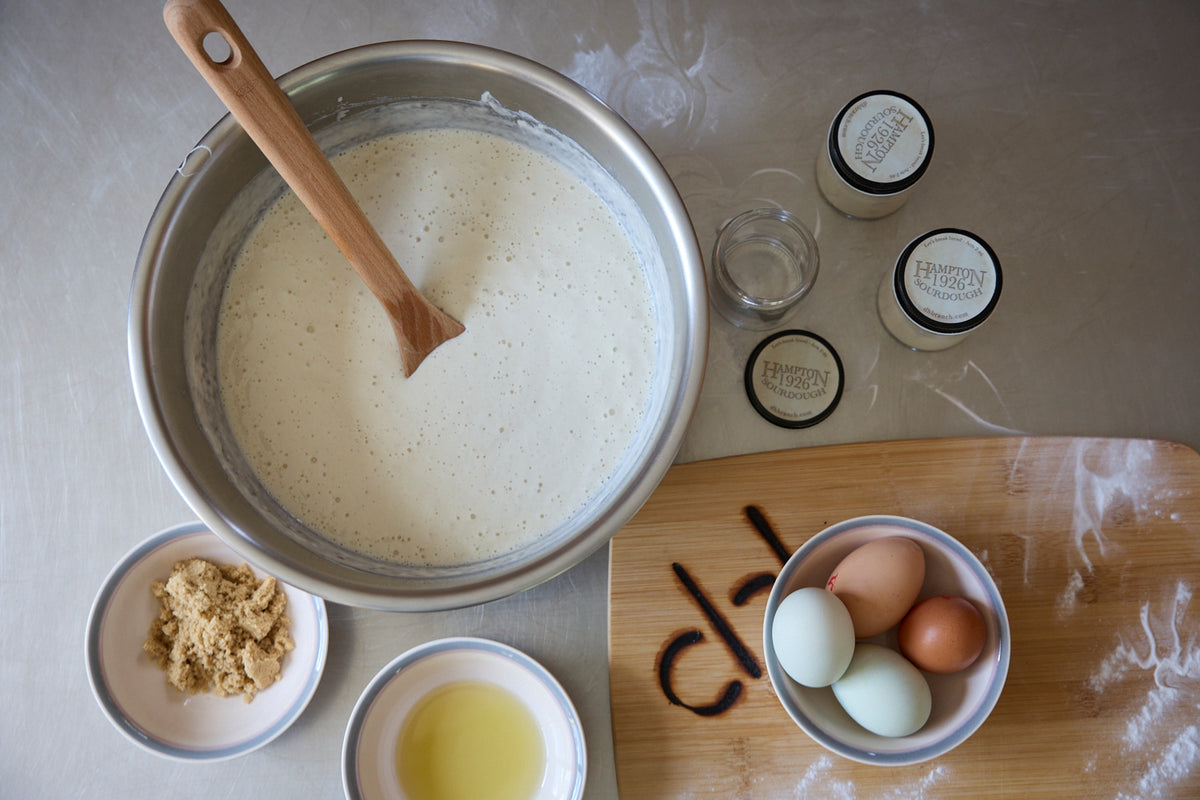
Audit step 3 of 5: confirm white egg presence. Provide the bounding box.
[770,587,855,687]
[832,643,932,737]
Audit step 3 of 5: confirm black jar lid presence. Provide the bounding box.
[827,90,934,196]
[744,330,844,429]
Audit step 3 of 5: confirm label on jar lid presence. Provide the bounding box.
[895,228,1002,334]
[744,331,844,429]
[829,90,934,194]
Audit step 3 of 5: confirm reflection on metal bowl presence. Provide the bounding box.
[130,41,707,610]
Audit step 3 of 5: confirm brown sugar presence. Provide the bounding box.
[143,557,294,703]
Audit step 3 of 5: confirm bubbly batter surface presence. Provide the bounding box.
[217,127,656,565]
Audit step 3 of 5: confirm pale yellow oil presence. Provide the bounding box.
[396,680,546,800]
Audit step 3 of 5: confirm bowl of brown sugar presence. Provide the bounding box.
[85,521,329,761]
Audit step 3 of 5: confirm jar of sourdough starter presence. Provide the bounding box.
[877,228,1002,351]
[816,90,934,219]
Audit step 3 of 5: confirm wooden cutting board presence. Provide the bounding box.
[609,436,1200,799]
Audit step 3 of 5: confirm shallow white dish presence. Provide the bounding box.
[763,515,1010,766]
[343,637,586,800]
[85,521,328,761]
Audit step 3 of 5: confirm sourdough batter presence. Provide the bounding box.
[217,126,656,565]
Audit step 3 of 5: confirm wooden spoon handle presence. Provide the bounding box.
[163,0,464,375]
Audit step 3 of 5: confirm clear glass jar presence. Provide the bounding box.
[708,208,819,330]
[816,91,934,219]
[877,229,1002,350]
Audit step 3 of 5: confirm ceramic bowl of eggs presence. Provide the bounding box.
[763,515,1010,765]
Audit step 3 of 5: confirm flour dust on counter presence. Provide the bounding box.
[1082,581,1200,799]
[791,755,950,799]
[1017,437,1200,798]
[1052,438,1191,618]
[908,359,1025,438]
[1065,439,1188,567]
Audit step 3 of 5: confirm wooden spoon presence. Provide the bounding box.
[164,0,465,376]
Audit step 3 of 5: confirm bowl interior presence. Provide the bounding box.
[131,42,706,609]
[763,516,1010,765]
[85,523,328,761]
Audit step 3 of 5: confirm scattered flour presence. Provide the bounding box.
[1057,569,1086,619]
[791,756,855,799]
[1085,581,1200,797]
[876,765,949,799]
[1055,439,1186,618]
[1005,437,1200,796]
[787,754,948,799]
[1069,439,1183,569]
[919,360,1025,437]
[1114,726,1199,800]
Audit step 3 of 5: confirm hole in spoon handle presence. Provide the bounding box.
[201,31,233,66]
[164,0,257,78]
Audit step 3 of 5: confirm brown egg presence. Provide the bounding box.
[898,595,988,673]
[825,537,925,637]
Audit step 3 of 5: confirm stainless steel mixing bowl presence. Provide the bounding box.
[129,41,707,610]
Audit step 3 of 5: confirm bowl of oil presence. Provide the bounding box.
[342,637,586,800]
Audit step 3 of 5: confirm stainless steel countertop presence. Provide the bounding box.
[3,1,1198,797]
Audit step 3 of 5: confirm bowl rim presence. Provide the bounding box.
[128,39,708,610]
[762,514,1011,766]
[341,636,586,800]
[84,521,329,761]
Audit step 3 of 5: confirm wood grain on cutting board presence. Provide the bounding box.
[609,436,1200,799]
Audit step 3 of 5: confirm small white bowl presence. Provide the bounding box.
[763,516,1010,765]
[85,522,328,761]
[343,637,586,800]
